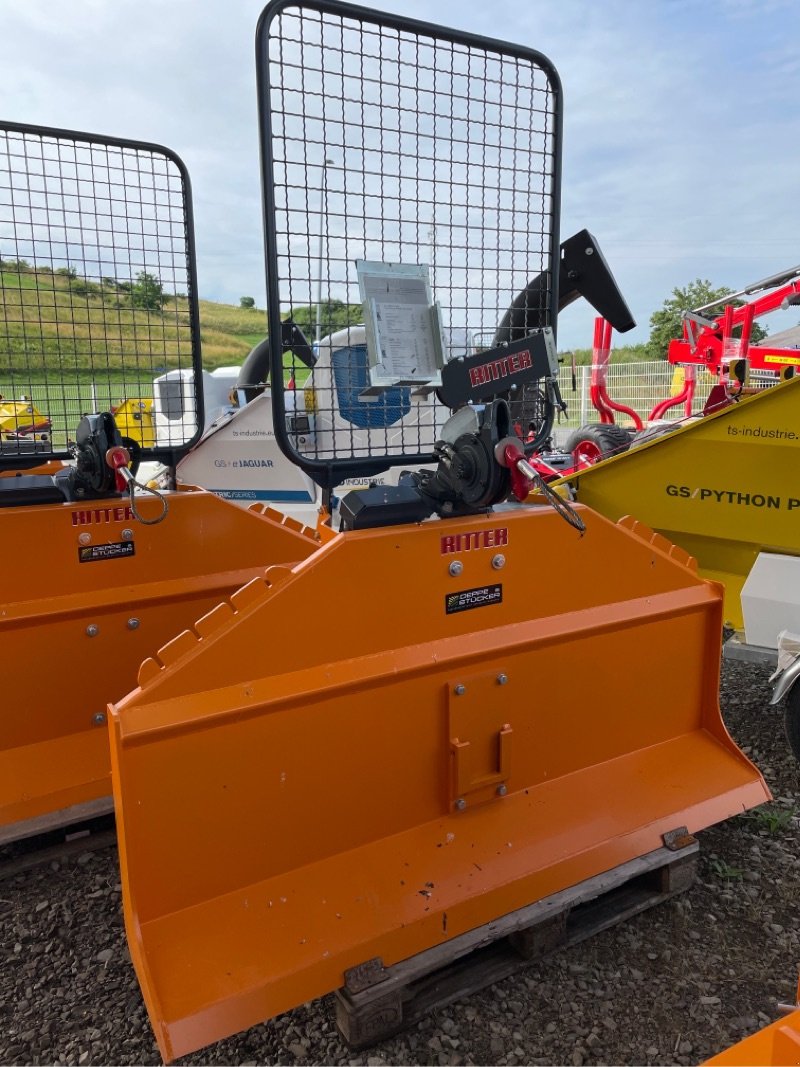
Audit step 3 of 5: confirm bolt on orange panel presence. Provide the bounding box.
[109,504,769,1062]
[0,489,318,844]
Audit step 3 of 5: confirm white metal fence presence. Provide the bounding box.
[553,360,712,436]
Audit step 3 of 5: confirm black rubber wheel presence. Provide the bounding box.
[784,683,800,763]
[564,422,631,464]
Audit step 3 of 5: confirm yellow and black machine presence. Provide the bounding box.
[99,1,769,1059]
[555,289,800,755]
[560,371,800,642]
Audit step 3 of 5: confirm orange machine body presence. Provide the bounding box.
[0,459,65,478]
[0,490,318,841]
[706,1009,800,1065]
[109,503,769,1061]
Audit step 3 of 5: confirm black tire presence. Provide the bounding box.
[564,422,631,463]
[784,683,800,763]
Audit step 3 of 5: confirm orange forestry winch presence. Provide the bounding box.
[109,505,768,1061]
[0,489,318,842]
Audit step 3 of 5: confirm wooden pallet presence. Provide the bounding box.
[334,836,698,1049]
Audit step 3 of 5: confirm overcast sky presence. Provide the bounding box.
[3,0,798,350]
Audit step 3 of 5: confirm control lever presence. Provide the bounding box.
[494,436,537,502]
[105,445,133,493]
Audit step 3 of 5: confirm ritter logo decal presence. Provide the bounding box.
[468,350,532,388]
[440,528,508,555]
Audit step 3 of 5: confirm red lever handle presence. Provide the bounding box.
[105,446,131,492]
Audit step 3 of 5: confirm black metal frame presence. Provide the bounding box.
[0,120,204,470]
[256,0,563,488]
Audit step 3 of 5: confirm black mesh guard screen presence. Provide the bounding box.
[0,121,203,469]
[257,0,562,489]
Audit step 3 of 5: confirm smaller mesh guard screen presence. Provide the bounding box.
[258,0,562,485]
[0,122,202,467]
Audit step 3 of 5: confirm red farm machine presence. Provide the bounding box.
[543,265,800,477]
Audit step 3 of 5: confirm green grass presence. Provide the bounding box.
[570,343,652,365]
[746,804,795,835]
[709,858,744,881]
[0,267,268,373]
[1,270,41,290]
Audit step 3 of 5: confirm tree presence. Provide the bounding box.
[70,277,102,298]
[648,279,767,359]
[287,298,362,340]
[130,270,164,312]
[240,296,256,309]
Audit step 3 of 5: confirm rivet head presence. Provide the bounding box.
[497,673,508,685]
[121,528,134,541]
[92,712,106,726]
[78,532,91,546]
[127,617,140,630]
[454,684,466,696]
[455,798,467,811]
[448,560,463,577]
[86,624,99,637]
[491,554,506,570]
[496,784,508,797]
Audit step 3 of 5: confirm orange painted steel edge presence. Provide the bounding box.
[108,505,770,1061]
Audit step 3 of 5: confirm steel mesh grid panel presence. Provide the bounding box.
[0,122,202,467]
[258,0,561,483]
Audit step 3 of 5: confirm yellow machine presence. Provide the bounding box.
[111,397,155,448]
[0,396,50,439]
[560,375,800,637]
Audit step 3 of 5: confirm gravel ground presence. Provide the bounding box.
[2,657,799,1066]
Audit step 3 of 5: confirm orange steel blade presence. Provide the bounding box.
[0,492,317,841]
[109,506,769,1062]
[705,1009,800,1065]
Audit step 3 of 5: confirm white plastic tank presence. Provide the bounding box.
[742,552,800,648]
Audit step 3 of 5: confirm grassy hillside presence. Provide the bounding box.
[0,264,268,377]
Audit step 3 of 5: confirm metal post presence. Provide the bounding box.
[315,157,334,347]
[580,365,588,424]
